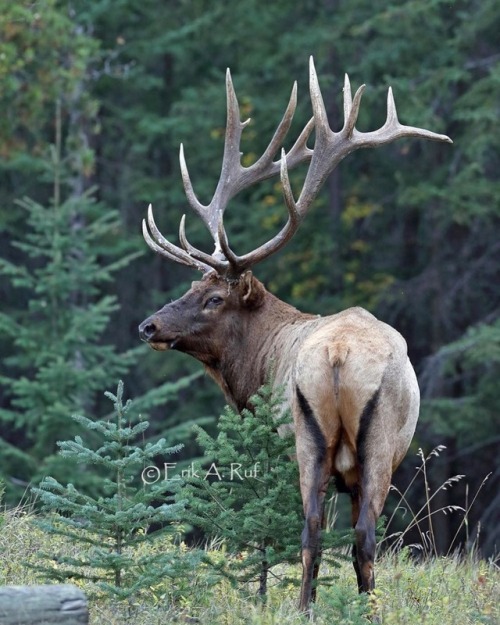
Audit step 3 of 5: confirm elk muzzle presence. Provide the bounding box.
[138,316,179,351]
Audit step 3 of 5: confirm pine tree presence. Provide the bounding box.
[0,94,207,504]
[177,380,351,599]
[0,118,140,500]
[32,381,200,603]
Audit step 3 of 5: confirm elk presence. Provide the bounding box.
[139,58,451,611]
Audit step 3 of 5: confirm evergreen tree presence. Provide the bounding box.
[0,121,140,501]
[0,11,209,503]
[32,381,200,604]
[177,380,351,599]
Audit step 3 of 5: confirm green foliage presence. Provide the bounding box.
[373,554,499,625]
[2,502,498,624]
[420,319,500,445]
[31,381,200,603]
[0,157,139,502]
[0,0,99,162]
[318,584,370,624]
[177,380,351,598]
[0,0,498,557]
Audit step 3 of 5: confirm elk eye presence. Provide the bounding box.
[204,296,224,309]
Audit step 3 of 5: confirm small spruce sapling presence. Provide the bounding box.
[177,379,351,600]
[32,381,199,602]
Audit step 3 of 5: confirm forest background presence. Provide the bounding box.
[0,0,498,558]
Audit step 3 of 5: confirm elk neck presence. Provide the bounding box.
[204,289,318,411]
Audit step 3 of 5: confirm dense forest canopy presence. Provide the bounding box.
[0,0,498,555]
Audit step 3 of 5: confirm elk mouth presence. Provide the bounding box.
[147,337,180,351]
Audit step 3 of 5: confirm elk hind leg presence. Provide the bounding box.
[354,495,378,592]
[299,463,331,611]
[335,478,363,592]
[353,389,393,593]
[310,506,328,602]
[296,387,332,612]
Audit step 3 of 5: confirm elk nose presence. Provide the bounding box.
[139,320,158,342]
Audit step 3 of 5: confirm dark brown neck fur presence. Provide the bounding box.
[203,290,315,410]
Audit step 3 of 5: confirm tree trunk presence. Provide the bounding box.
[258,558,268,599]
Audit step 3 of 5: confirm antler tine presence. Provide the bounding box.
[343,74,366,138]
[379,86,453,144]
[280,148,301,221]
[294,57,333,212]
[179,144,207,226]
[177,68,249,247]
[386,87,399,126]
[349,85,453,147]
[217,148,302,274]
[241,81,298,181]
[178,214,229,272]
[309,56,329,128]
[142,205,212,272]
[285,115,315,167]
[343,73,352,118]
[210,68,249,218]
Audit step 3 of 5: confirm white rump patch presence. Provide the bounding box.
[335,442,355,474]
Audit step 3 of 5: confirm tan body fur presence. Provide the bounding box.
[140,272,420,607]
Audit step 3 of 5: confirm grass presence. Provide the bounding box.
[0,502,498,624]
[380,446,493,559]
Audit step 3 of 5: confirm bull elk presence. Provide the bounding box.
[139,57,452,611]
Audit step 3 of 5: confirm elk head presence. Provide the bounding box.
[139,270,267,364]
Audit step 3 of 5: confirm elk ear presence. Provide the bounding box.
[240,271,266,309]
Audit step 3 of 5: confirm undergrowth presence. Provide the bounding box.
[0,445,498,623]
[0,501,497,624]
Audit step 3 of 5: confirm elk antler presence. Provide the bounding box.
[282,59,452,222]
[143,57,452,278]
[142,67,314,276]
